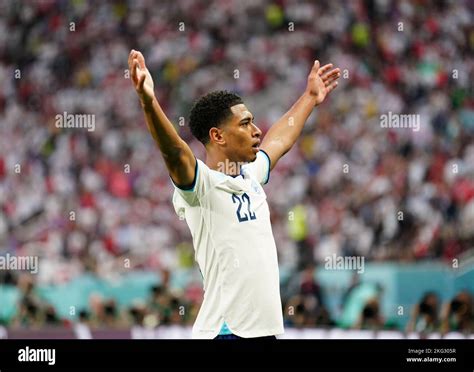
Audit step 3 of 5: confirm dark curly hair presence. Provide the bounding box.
[189,90,243,145]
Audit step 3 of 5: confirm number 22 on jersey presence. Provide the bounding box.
[231,193,257,222]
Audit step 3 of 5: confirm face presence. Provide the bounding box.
[210,103,262,163]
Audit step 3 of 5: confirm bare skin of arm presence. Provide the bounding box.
[128,49,196,187]
[261,61,340,170]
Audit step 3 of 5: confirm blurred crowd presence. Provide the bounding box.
[2,268,473,335]
[0,0,473,328]
[3,269,201,330]
[282,266,474,334]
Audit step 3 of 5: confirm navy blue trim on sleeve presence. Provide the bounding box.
[170,157,199,192]
[259,149,271,185]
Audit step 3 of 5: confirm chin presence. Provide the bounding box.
[241,149,257,163]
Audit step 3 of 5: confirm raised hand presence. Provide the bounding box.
[128,49,155,105]
[306,60,340,105]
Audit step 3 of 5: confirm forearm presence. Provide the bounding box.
[129,49,196,186]
[264,92,318,152]
[141,97,186,158]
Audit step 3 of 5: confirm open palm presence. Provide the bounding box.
[306,60,340,105]
[128,49,155,105]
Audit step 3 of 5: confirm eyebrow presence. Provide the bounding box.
[239,115,254,123]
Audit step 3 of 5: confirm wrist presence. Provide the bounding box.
[140,95,156,110]
[302,90,320,106]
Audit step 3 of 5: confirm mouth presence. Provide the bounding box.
[252,141,260,152]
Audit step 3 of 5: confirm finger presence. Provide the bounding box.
[136,51,146,69]
[322,68,340,81]
[322,72,341,87]
[312,60,320,72]
[318,63,333,76]
[128,49,136,69]
[326,80,338,93]
[132,59,140,84]
[324,72,341,87]
[132,59,139,73]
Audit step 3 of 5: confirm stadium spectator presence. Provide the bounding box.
[441,291,474,334]
[406,291,440,334]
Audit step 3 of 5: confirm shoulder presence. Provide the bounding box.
[242,150,271,185]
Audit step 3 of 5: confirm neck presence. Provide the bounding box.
[205,148,242,176]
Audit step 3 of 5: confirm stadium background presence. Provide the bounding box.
[0,0,473,339]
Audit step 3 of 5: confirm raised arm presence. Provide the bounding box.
[260,60,340,170]
[128,49,196,187]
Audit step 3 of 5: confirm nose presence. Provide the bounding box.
[252,123,262,138]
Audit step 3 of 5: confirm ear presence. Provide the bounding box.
[209,127,226,145]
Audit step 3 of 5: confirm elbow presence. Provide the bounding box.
[160,140,188,162]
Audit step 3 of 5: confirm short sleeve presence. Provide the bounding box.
[170,158,211,206]
[243,149,271,185]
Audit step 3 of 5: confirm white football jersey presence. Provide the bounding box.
[172,150,284,339]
